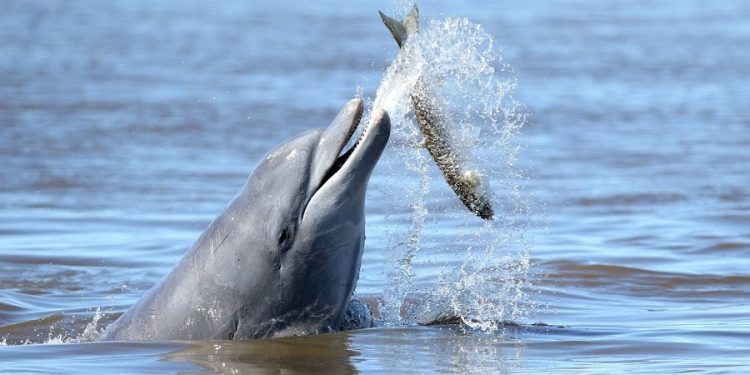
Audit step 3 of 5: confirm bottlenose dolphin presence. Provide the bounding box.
[380,6,494,220]
[100,99,390,340]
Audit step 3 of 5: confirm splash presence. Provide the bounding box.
[364,6,534,330]
[76,307,105,342]
[10,308,107,345]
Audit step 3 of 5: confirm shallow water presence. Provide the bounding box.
[2,0,750,373]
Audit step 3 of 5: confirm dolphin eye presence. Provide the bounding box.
[278,228,290,246]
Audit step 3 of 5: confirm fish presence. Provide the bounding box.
[379,6,494,220]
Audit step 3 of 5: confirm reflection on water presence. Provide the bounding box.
[167,335,359,374]
[2,0,750,373]
[0,341,198,373]
[182,326,526,375]
[0,327,531,374]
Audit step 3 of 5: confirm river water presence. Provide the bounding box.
[2,0,749,373]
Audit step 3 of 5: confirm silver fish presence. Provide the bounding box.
[379,6,494,220]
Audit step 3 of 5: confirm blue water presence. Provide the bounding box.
[2,0,750,373]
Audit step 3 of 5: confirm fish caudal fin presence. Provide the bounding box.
[379,5,419,48]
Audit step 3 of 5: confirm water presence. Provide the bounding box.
[2,0,749,373]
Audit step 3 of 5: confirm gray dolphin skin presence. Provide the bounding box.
[100,99,390,340]
[380,6,494,220]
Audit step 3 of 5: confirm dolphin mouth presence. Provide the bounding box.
[320,113,363,186]
[305,99,390,217]
[319,108,390,192]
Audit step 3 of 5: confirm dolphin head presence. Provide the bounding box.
[229,99,389,336]
[97,99,389,342]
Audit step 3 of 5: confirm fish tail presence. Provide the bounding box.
[378,5,419,48]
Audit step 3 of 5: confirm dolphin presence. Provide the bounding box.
[380,6,494,220]
[100,99,390,340]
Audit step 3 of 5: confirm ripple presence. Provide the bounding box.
[700,241,750,254]
[574,192,688,207]
[540,260,750,301]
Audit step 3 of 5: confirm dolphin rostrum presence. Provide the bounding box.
[100,99,390,340]
[379,6,494,220]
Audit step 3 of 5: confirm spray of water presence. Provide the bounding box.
[363,6,534,331]
[37,308,106,344]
